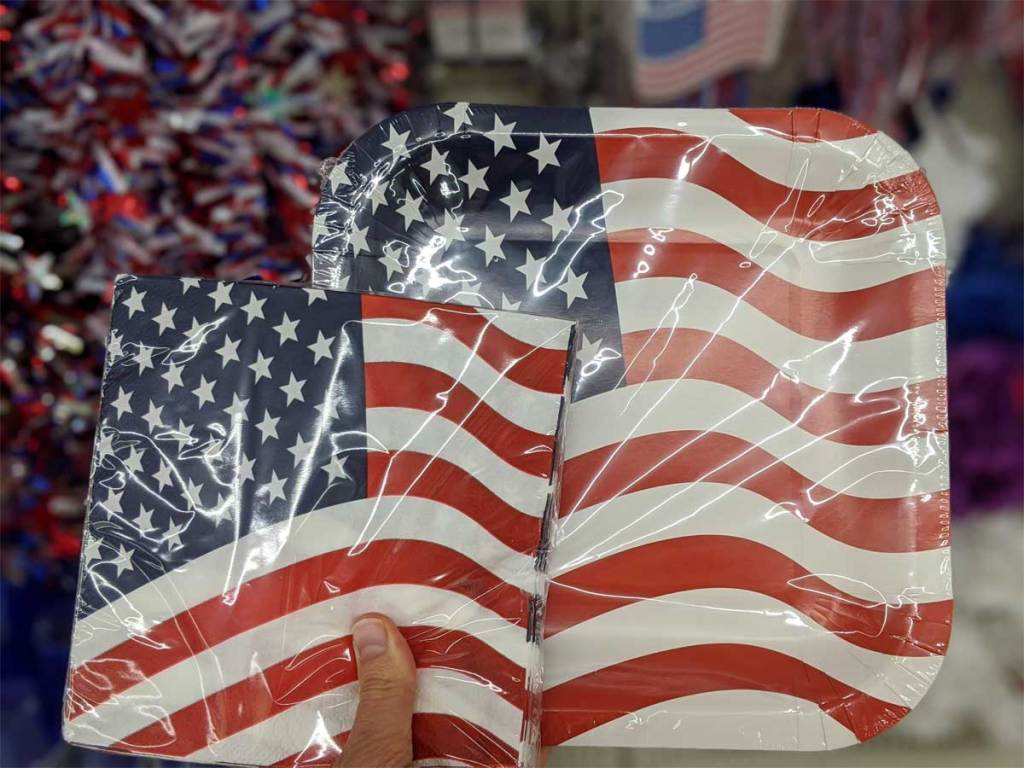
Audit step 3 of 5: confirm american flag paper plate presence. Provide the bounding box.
[312,105,953,751]
[63,275,575,767]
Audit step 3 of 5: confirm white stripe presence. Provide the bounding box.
[602,179,944,291]
[367,407,552,511]
[558,690,859,750]
[615,278,943,390]
[362,320,564,435]
[543,588,944,708]
[553,481,952,603]
[69,496,535,668]
[590,108,918,189]
[185,668,523,765]
[474,307,574,351]
[66,584,528,747]
[563,379,949,499]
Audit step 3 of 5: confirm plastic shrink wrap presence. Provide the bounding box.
[63,274,575,767]
[312,104,952,750]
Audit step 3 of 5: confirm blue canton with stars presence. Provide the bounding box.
[312,103,625,401]
[78,276,367,617]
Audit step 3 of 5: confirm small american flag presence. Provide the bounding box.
[312,104,952,750]
[630,0,791,103]
[64,275,574,766]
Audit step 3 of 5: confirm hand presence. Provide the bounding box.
[334,613,417,768]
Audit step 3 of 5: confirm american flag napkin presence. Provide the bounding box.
[63,275,575,767]
[312,105,953,750]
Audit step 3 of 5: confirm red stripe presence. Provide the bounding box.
[365,362,555,477]
[609,232,944,340]
[730,108,877,141]
[540,644,911,745]
[110,629,525,758]
[361,295,567,394]
[561,430,950,553]
[367,451,542,553]
[68,540,528,720]
[595,133,937,241]
[274,713,518,768]
[620,328,947,446]
[546,535,952,657]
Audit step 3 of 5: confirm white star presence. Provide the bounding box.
[529,134,562,172]
[459,159,489,197]
[135,344,154,373]
[444,101,472,130]
[328,162,351,193]
[280,373,306,405]
[266,471,287,503]
[162,521,185,551]
[107,331,123,360]
[249,350,274,382]
[312,211,331,243]
[577,333,604,366]
[516,249,547,290]
[500,293,522,311]
[152,302,177,334]
[348,224,369,256]
[103,488,124,515]
[185,317,207,342]
[110,543,135,578]
[436,210,466,242]
[500,181,531,221]
[154,461,173,491]
[135,505,155,534]
[184,477,205,508]
[396,194,424,230]
[171,419,194,445]
[368,179,388,212]
[308,331,334,364]
[192,375,216,408]
[476,226,506,265]
[306,288,326,305]
[181,277,201,293]
[380,242,407,280]
[217,334,240,367]
[122,446,144,474]
[142,400,164,431]
[208,282,233,311]
[240,292,266,324]
[83,536,104,564]
[224,393,249,422]
[124,287,146,317]
[322,455,350,483]
[162,362,184,391]
[111,387,133,419]
[382,125,411,158]
[256,411,280,443]
[95,430,115,457]
[239,454,255,483]
[486,115,517,154]
[287,432,315,467]
[558,267,589,307]
[273,312,300,344]
[543,200,573,238]
[421,146,449,183]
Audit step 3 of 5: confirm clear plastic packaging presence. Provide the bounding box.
[312,104,952,750]
[63,274,576,767]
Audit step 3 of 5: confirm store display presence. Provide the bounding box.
[312,103,952,750]
[62,275,575,767]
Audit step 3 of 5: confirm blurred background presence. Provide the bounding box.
[1,1,1021,767]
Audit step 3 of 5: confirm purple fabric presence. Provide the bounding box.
[948,340,1024,514]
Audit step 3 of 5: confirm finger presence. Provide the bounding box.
[335,613,417,768]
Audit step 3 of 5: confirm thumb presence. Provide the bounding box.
[335,613,417,768]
